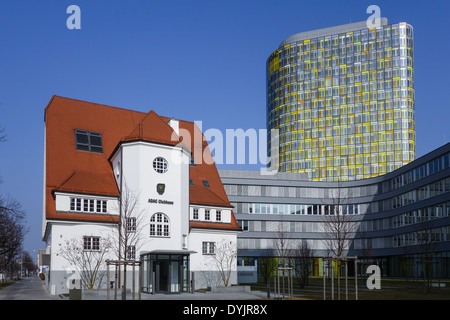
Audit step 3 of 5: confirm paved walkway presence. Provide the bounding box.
[0,276,270,300]
[0,276,60,300]
[84,290,269,300]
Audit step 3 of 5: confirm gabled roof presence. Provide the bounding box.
[44,95,239,230]
[55,170,119,196]
[121,110,181,146]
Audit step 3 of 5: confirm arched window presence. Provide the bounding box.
[150,212,170,237]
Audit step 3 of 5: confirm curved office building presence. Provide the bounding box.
[220,143,450,278]
[266,19,415,181]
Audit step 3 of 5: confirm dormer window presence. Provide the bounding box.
[70,197,107,213]
[193,208,199,220]
[75,130,103,153]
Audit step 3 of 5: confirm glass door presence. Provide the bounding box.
[140,253,190,294]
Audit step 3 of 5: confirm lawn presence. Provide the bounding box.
[249,277,450,300]
[0,280,16,291]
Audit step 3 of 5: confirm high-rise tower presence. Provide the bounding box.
[267,19,415,181]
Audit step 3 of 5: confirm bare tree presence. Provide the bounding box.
[272,220,295,299]
[0,128,27,277]
[357,231,375,282]
[416,220,439,292]
[200,267,223,289]
[273,221,293,267]
[0,196,26,277]
[293,240,314,287]
[0,129,27,278]
[207,238,237,287]
[22,251,37,275]
[110,181,149,296]
[259,249,277,285]
[111,182,148,262]
[321,186,359,300]
[58,236,113,290]
[321,187,358,258]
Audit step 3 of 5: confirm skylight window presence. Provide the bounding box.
[75,130,103,153]
[202,180,210,187]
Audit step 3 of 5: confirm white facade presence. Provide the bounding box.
[44,221,117,295]
[43,137,239,295]
[189,229,238,289]
[112,141,191,254]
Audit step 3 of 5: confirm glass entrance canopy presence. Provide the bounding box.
[140,250,192,294]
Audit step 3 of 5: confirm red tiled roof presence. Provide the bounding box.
[44,95,240,231]
[121,110,181,146]
[189,219,241,231]
[45,190,120,223]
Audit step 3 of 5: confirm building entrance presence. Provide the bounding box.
[155,260,169,292]
[141,251,191,294]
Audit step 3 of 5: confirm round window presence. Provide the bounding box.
[153,157,168,173]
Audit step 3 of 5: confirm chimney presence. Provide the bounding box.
[168,118,179,136]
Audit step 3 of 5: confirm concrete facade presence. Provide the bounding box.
[220,143,450,279]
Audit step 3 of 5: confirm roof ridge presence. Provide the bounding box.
[122,109,181,144]
[49,95,201,127]
[190,184,232,207]
[50,95,149,115]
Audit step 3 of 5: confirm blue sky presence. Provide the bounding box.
[0,0,449,260]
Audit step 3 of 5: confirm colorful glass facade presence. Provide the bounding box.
[267,20,415,181]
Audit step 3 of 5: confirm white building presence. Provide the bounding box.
[42,96,241,295]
